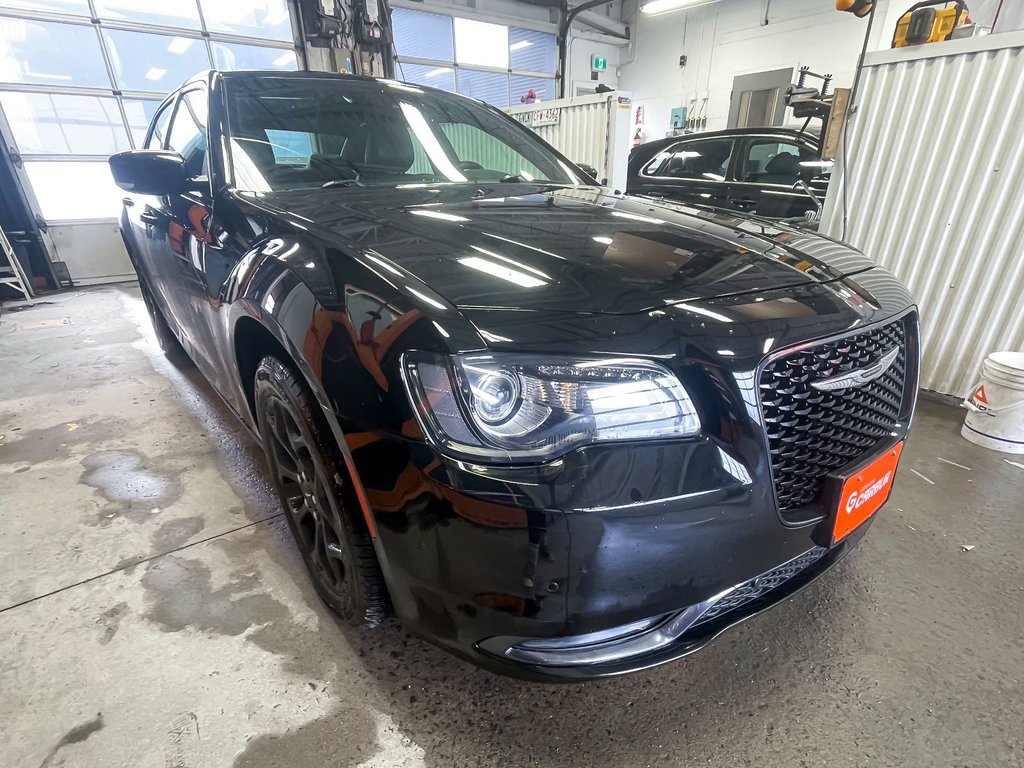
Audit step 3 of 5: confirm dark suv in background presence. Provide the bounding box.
[627,127,831,221]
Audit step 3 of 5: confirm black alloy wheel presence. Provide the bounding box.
[254,356,386,626]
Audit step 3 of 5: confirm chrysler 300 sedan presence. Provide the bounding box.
[110,70,919,681]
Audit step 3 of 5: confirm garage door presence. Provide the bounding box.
[0,1,300,285]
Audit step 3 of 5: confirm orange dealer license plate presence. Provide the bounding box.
[832,442,904,544]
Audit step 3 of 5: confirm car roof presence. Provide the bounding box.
[635,126,820,152]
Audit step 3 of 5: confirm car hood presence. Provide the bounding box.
[254,184,876,315]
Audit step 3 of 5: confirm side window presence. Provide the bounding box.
[145,99,174,149]
[742,140,816,184]
[167,89,208,179]
[642,139,733,181]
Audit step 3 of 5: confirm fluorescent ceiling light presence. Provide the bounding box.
[409,209,469,223]
[458,256,547,288]
[611,210,666,224]
[641,0,720,16]
[670,302,733,323]
[166,37,193,54]
[509,40,533,51]
[272,52,294,66]
[400,102,468,182]
[145,68,167,81]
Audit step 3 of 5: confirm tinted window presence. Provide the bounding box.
[146,100,173,149]
[224,77,579,191]
[742,139,821,184]
[167,90,208,178]
[643,139,733,181]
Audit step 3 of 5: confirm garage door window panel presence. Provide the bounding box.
[0,92,130,155]
[0,18,111,88]
[399,63,456,93]
[102,30,209,92]
[509,28,556,74]
[201,0,293,42]
[211,42,297,72]
[24,161,122,220]
[457,69,510,108]
[644,139,734,181]
[392,8,454,61]
[93,0,202,30]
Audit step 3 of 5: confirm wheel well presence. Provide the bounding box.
[233,316,295,424]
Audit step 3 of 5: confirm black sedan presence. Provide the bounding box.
[627,128,832,221]
[110,70,918,681]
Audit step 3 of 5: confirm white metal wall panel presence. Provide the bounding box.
[821,33,1024,397]
[506,92,632,190]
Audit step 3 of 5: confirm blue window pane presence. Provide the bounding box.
[202,0,293,42]
[0,18,110,88]
[211,42,297,71]
[399,62,455,94]
[509,28,556,74]
[102,30,209,92]
[511,75,556,105]
[392,8,454,61]
[457,69,509,108]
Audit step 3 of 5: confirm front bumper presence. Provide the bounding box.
[354,427,900,681]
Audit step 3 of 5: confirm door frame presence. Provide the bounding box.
[727,68,794,129]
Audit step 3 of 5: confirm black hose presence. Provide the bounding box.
[558,0,612,98]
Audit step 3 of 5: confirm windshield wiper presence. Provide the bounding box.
[322,178,363,189]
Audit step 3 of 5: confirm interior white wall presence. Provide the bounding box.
[618,0,917,142]
[568,34,622,92]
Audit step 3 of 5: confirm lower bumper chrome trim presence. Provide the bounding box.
[500,546,828,667]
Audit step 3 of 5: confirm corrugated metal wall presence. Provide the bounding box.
[821,32,1024,397]
[507,93,621,182]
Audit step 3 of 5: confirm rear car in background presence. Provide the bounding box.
[627,127,831,222]
[110,70,918,681]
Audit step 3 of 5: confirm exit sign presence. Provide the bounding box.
[591,55,608,72]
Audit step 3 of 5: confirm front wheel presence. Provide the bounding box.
[254,356,387,626]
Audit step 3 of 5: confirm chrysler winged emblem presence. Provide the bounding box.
[811,347,900,392]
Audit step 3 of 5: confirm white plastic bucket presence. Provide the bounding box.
[961,351,1024,454]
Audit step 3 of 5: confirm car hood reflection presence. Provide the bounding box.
[251,184,878,315]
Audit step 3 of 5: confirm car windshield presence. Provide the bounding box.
[223,76,581,192]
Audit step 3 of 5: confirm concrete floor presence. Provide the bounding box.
[1,285,1021,768]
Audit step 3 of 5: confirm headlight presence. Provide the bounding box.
[403,353,700,462]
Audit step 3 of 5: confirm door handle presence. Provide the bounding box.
[122,197,135,208]
[139,211,160,225]
[733,198,758,210]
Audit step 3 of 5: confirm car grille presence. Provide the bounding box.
[759,317,909,515]
[693,546,828,627]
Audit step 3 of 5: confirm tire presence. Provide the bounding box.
[137,276,191,365]
[254,356,387,626]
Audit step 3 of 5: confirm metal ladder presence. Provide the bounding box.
[0,224,33,301]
